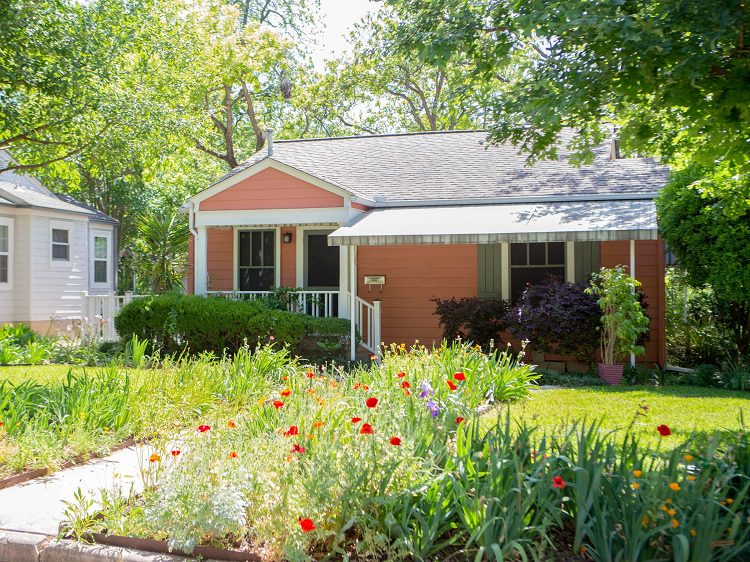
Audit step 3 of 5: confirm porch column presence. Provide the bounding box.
[195,226,208,295]
[349,245,357,361]
[338,245,350,319]
[630,239,636,367]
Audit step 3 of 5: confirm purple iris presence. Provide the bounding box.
[425,400,439,417]
[420,381,433,398]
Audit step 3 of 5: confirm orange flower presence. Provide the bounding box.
[228,451,238,459]
[328,380,338,388]
[306,433,313,439]
[633,470,642,477]
[642,515,649,526]
[228,420,237,428]
[671,519,679,528]
[281,388,292,397]
[306,371,315,378]
[316,398,325,406]
[669,483,681,491]
[404,390,411,396]
[370,354,378,361]
[149,454,160,463]
[306,388,315,395]
[313,422,325,428]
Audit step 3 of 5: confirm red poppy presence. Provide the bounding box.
[447,380,457,391]
[291,444,306,454]
[370,354,378,361]
[552,476,566,488]
[657,424,672,437]
[453,372,466,381]
[390,437,402,446]
[197,425,211,433]
[354,383,362,389]
[228,451,238,459]
[306,371,315,378]
[0,422,3,427]
[281,388,292,397]
[284,425,299,437]
[299,517,316,533]
[273,400,284,409]
[456,417,464,424]
[366,397,378,408]
[282,376,288,381]
[228,420,237,428]
[401,381,411,389]
[360,423,374,435]
[171,450,181,457]
[404,390,411,396]
[397,372,406,378]
[351,417,362,423]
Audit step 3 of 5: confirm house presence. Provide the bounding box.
[0,150,119,333]
[183,130,670,365]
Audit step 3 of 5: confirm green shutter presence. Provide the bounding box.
[574,241,601,283]
[478,244,503,298]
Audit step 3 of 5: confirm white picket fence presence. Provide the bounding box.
[79,291,138,341]
[206,290,340,318]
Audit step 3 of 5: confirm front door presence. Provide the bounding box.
[304,230,339,316]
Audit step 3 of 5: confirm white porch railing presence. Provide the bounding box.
[80,291,139,341]
[206,290,340,318]
[354,296,381,356]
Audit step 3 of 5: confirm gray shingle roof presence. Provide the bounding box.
[0,181,94,215]
[54,193,119,225]
[208,130,670,203]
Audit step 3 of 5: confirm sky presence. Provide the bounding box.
[309,0,380,70]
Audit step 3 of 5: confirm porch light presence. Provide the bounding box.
[283,232,292,243]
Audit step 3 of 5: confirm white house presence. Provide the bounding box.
[0,150,119,333]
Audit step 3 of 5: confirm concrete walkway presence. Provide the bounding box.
[0,444,151,535]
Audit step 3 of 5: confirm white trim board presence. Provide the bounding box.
[194,207,363,228]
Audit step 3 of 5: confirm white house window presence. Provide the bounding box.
[51,226,71,261]
[0,220,11,286]
[94,235,108,283]
[238,230,275,291]
[510,242,566,301]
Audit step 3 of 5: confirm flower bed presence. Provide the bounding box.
[69,344,749,561]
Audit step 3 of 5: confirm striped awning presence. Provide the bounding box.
[328,200,658,246]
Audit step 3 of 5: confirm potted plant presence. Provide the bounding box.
[586,266,650,385]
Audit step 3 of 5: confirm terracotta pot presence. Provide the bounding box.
[599,363,624,385]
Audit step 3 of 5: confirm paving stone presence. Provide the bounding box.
[0,529,50,562]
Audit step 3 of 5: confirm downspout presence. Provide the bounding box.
[188,201,199,294]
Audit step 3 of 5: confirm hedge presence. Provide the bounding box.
[114,294,355,358]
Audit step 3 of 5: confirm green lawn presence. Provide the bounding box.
[0,364,85,386]
[504,386,749,449]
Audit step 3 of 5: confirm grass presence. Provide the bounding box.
[0,364,87,386]
[506,385,749,449]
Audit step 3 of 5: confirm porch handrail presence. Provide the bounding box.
[80,291,140,341]
[206,290,339,318]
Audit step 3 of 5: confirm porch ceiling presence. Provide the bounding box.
[327,199,658,246]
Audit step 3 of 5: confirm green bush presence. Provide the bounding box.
[114,293,355,358]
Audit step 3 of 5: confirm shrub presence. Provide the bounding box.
[114,293,354,358]
[507,277,602,362]
[431,297,510,347]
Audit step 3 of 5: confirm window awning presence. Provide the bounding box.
[328,200,658,246]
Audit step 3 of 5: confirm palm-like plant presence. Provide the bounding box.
[136,210,190,294]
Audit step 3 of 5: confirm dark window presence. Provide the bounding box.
[52,228,69,261]
[0,255,6,283]
[510,242,566,302]
[307,234,339,288]
[238,230,275,291]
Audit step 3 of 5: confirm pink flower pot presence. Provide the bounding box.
[599,364,624,385]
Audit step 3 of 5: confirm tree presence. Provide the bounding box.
[310,10,518,136]
[657,166,750,360]
[384,0,750,172]
[135,211,191,294]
